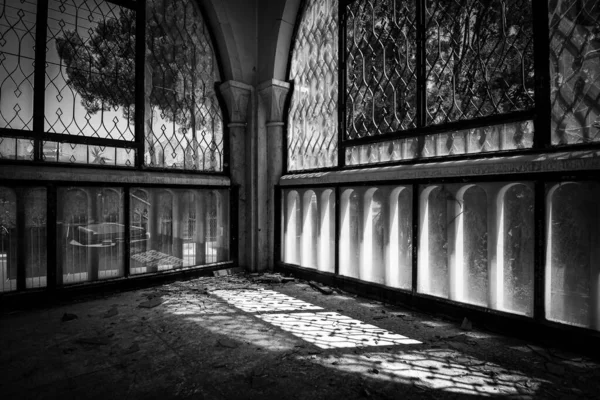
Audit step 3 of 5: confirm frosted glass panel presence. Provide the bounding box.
[57,187,125,284]
[419,182,534,316]
[546,182,600,330]
[25,188,47,288]
[130,188,230,275]
[282,188,335,273]
[340,186,412,289]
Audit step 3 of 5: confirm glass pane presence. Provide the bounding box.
[549,0,600,145]
[422,120,534,158]
[339,186,412,289]
[425,0,534,125]
[288,0,338,171]
[45,0,136,140]
[418,186,449,298]
[130,188,230,275]
[0,0,36,130]
[346,0,417,139]
[546,182,600,330]
[0,137,34,160]
[0,187,17,292]
[345,138,418,166]
[419,182,534,315]
[502,184,534,316]
[25,188,47,288]
[42,141,134,166]
[282,188,335,273]
[145,0,224,171]
[57,187,125,284]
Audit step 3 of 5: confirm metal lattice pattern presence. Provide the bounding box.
[145,0,223,171]
[0,0,36,130]
[288,0,338,171]
[549,0,600,145]
[45,0,136,141]
[346,120,534,166]
[425,0,535,125]
[346,0,417,139]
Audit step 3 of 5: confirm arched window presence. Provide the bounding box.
[0,0,224,171]
[287,0,338,171]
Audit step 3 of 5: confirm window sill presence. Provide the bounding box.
[0,164,230,187]
[280,150,600,186]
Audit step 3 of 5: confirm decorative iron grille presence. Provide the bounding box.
[287,0,338,171]
[0,0,225,171]
[0,0,37,131]
[346,0,417,139]
[144,0,223,171]
[45,0,136,141]
[549,0,600,145]
[343,0,536,146]
[425,0,534,125]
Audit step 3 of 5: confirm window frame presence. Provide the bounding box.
[283,0,600,174]
[0,0,229,175]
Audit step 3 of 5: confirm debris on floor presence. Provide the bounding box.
[61,313,78,322]
[1,273,598,400]
[309,281,334,295]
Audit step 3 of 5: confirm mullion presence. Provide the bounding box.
[338,0,347,168]
[415,0,426,158]
[33,0,50,161]
[134,0,146,168]
[532,0,551,149]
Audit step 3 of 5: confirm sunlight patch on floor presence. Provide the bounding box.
[257,312,421,349]
[212,289,324,312]
[305,350,547,397]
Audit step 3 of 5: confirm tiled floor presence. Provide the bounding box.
[0,275,598,399]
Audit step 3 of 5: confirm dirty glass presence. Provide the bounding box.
[130,188,230,274]
[282,188,335,273]
[549,0,600,145]
[339,185,412,289]
[418,182,534,315]
[57,187,125,284]
[288,0,338,171]
[144,0,223,171]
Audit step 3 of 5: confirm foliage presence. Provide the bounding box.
[55,0,217,133]
[346,0,535,138]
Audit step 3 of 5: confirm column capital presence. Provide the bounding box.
[219,80,253,125]
[258,79,291,124]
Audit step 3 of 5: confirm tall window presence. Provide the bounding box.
[0,0,224,171]
[289,0,600,170]
[287,0,338,171]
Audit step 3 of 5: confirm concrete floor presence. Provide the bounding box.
[0,274,598,399]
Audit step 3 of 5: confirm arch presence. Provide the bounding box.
[257,0,303,82]
[340,188,360,278]
[361,188,385,283]
[494,183,534,315]
[284,190,301,265]
[301,190,318,268]
[387,186,412,289]
[456,184,488,306]
[318,189,335,273]
[60,188,92,284]
[418,185,448,297]
[23,187,47,288]
[0,187,17,292]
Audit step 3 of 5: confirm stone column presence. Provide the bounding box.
[219,81,252,270]
[258,79,291,271]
